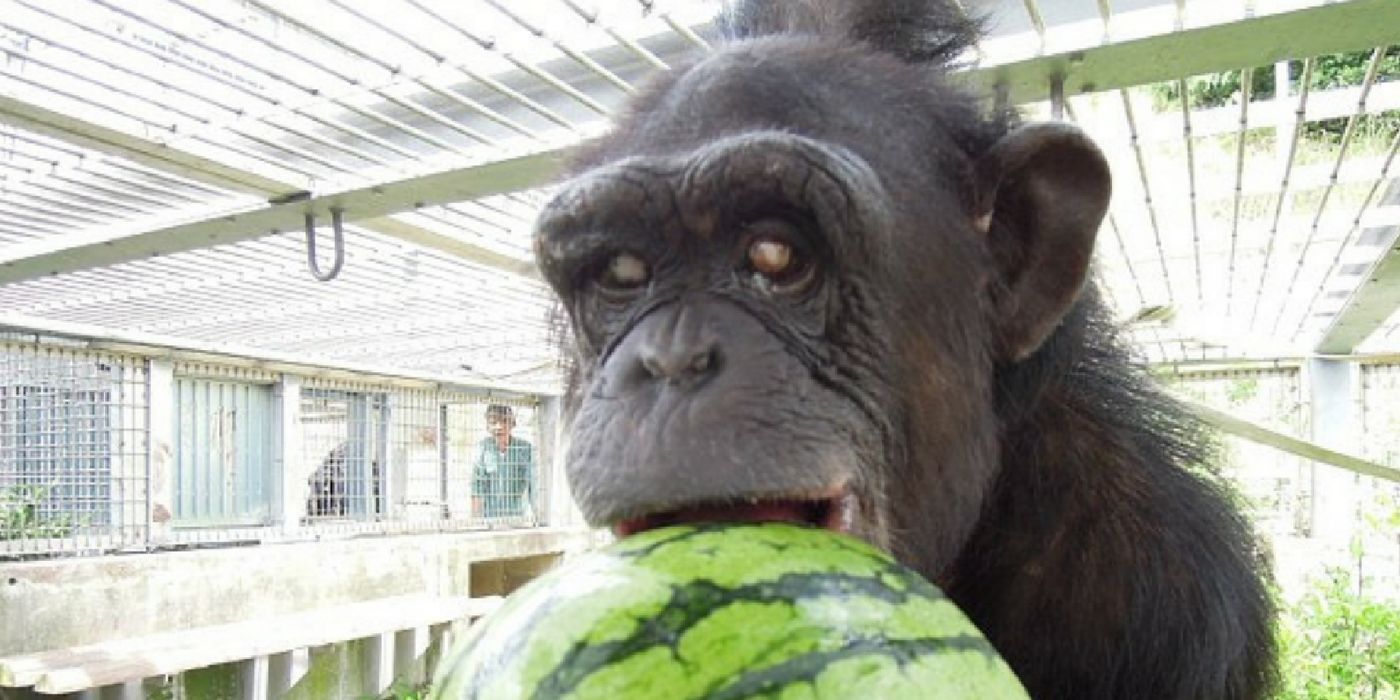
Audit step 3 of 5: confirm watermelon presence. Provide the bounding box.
[430,522,1029,699]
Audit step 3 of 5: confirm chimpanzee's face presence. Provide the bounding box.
[535,38,1107,576]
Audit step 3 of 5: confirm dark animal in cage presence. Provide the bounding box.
[305,445,348,518]
[306,443,349,518]
[305,442,382,519]
[533,1,1277,698]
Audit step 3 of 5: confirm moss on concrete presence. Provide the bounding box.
[180,663,243,700]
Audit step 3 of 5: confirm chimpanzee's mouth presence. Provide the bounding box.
[612,489,857,538]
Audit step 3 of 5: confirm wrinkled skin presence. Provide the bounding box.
[537,46,1005,569]
[533,5,1276,699]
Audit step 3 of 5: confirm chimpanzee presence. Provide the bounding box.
[305,442,382,519]
[532,1,1276,698]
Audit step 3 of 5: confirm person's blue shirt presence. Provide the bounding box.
[473,436,535,519]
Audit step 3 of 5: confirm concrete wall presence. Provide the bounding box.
[0,528,596,656]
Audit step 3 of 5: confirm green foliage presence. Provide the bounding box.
[1311,49,1400,91]
[1155,48,1400,109]
[1150,48,1400,147]
[1226,377,1260,406]
[1154,69,1278,110]
[144,680,176,700]
[1277,568,1400,699]
[0,484,83,540]
[377,680,432,700]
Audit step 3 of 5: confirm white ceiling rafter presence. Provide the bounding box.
[0,0,1399,389]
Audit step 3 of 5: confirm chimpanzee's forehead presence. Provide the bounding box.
[618,37,920,158]
[534,130,894,268]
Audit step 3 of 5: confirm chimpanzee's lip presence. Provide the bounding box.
[611,487,856,539]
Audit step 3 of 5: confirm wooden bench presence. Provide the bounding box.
[0,594,504,696]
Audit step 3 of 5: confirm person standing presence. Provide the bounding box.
[472,404,535,522]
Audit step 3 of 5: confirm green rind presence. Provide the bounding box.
[430,523,1029,700]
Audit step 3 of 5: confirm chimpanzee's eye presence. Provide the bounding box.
[596,252,650,296]
[749,239,795,278]
[743,222,816,294]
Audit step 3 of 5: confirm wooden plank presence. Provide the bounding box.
[0,595,485,691]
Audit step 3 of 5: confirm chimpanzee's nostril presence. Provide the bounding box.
[640,353,663,378]
[640,345,719,382]
[689,348,716,375]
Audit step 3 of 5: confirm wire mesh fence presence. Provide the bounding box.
[1,337,553,560]
[299,382,544,533]
[1358,363,1400,594]
[301,384,388,523]
[0,340,149,558]
[442,395,541,530]
[1166,367,1313,536]
[1168,362,1400,597]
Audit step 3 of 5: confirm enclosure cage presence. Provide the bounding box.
[1,1,1399,698]
[0,0,1396,586]
[0,333,554,560]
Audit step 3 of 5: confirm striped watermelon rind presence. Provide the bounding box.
[431,523,1029,699]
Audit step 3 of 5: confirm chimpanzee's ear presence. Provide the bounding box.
[972,122,1111,362]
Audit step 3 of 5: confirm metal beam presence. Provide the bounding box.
[1151,357,1304,374]
[1305,359,1364,541]
[1315,225,1400,354]
[0,96,555,284]
[1179,394,1400,484]
[358,216,539,279]
[0,312,559,397]
[0,96,298,197]
[960,0,1400,106]
[0,151,556,284]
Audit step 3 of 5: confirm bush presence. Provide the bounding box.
[377,680,432,700]
[0,484,82,540]
[1277,567,1400,699]
[1154,48,1400,110]
[1151,48,1400,145]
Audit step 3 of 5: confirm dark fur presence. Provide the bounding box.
[534,2,1276,698]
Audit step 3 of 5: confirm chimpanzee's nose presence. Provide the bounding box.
[617,303,722,390]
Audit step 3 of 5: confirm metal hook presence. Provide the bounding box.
[305,208,346,282]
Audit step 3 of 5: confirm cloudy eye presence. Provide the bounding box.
[749,239,794,278]
[746,233,815,294]
[598,252,649,294]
